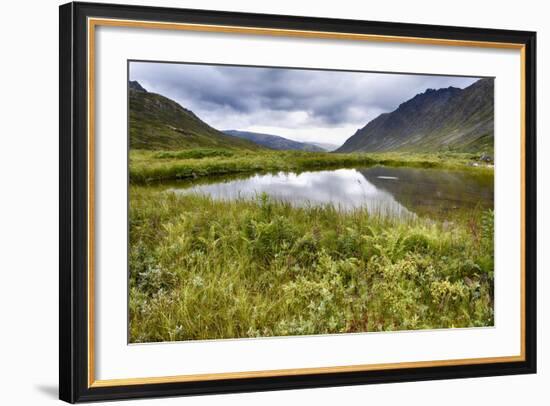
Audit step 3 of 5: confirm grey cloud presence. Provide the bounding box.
[130,61,480,142]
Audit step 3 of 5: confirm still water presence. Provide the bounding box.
[171,166,493,217]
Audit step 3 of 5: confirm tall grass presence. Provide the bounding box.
[130,149,492,183]
[129,186,494,343]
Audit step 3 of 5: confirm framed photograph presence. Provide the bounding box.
[59,2,536,403]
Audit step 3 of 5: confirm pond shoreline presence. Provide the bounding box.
[166,166,493,219]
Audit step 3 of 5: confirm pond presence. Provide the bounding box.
[170,166,493,218]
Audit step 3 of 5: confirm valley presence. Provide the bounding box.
[127,77,494,343]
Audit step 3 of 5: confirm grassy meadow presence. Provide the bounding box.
[129,149,494,343]
[129,148,492,183]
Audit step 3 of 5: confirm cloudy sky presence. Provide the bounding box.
[130,61,480,147]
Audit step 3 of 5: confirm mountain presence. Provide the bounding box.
[129,82,262,151]
[337,78,494,153]
[129,80,147,93]
[310,142,341,152]
[223,130,326,152]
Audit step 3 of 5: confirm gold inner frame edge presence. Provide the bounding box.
[87,17,527,388]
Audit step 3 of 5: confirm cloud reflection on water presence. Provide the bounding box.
[172,168,412,217]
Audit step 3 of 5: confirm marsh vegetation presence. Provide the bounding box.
[129,150,494,342]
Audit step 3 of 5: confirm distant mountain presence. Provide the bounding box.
[129,81,261,151]
[224,130,326,152]
[310,142,341,152]
[337,78,494,153]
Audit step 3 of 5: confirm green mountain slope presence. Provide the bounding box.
[129,81,262,151]
[337,78,494,153]
[223,130,325,152]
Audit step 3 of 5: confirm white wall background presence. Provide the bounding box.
[0,0,546,404]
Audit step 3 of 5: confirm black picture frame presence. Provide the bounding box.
[59,1,537,403]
